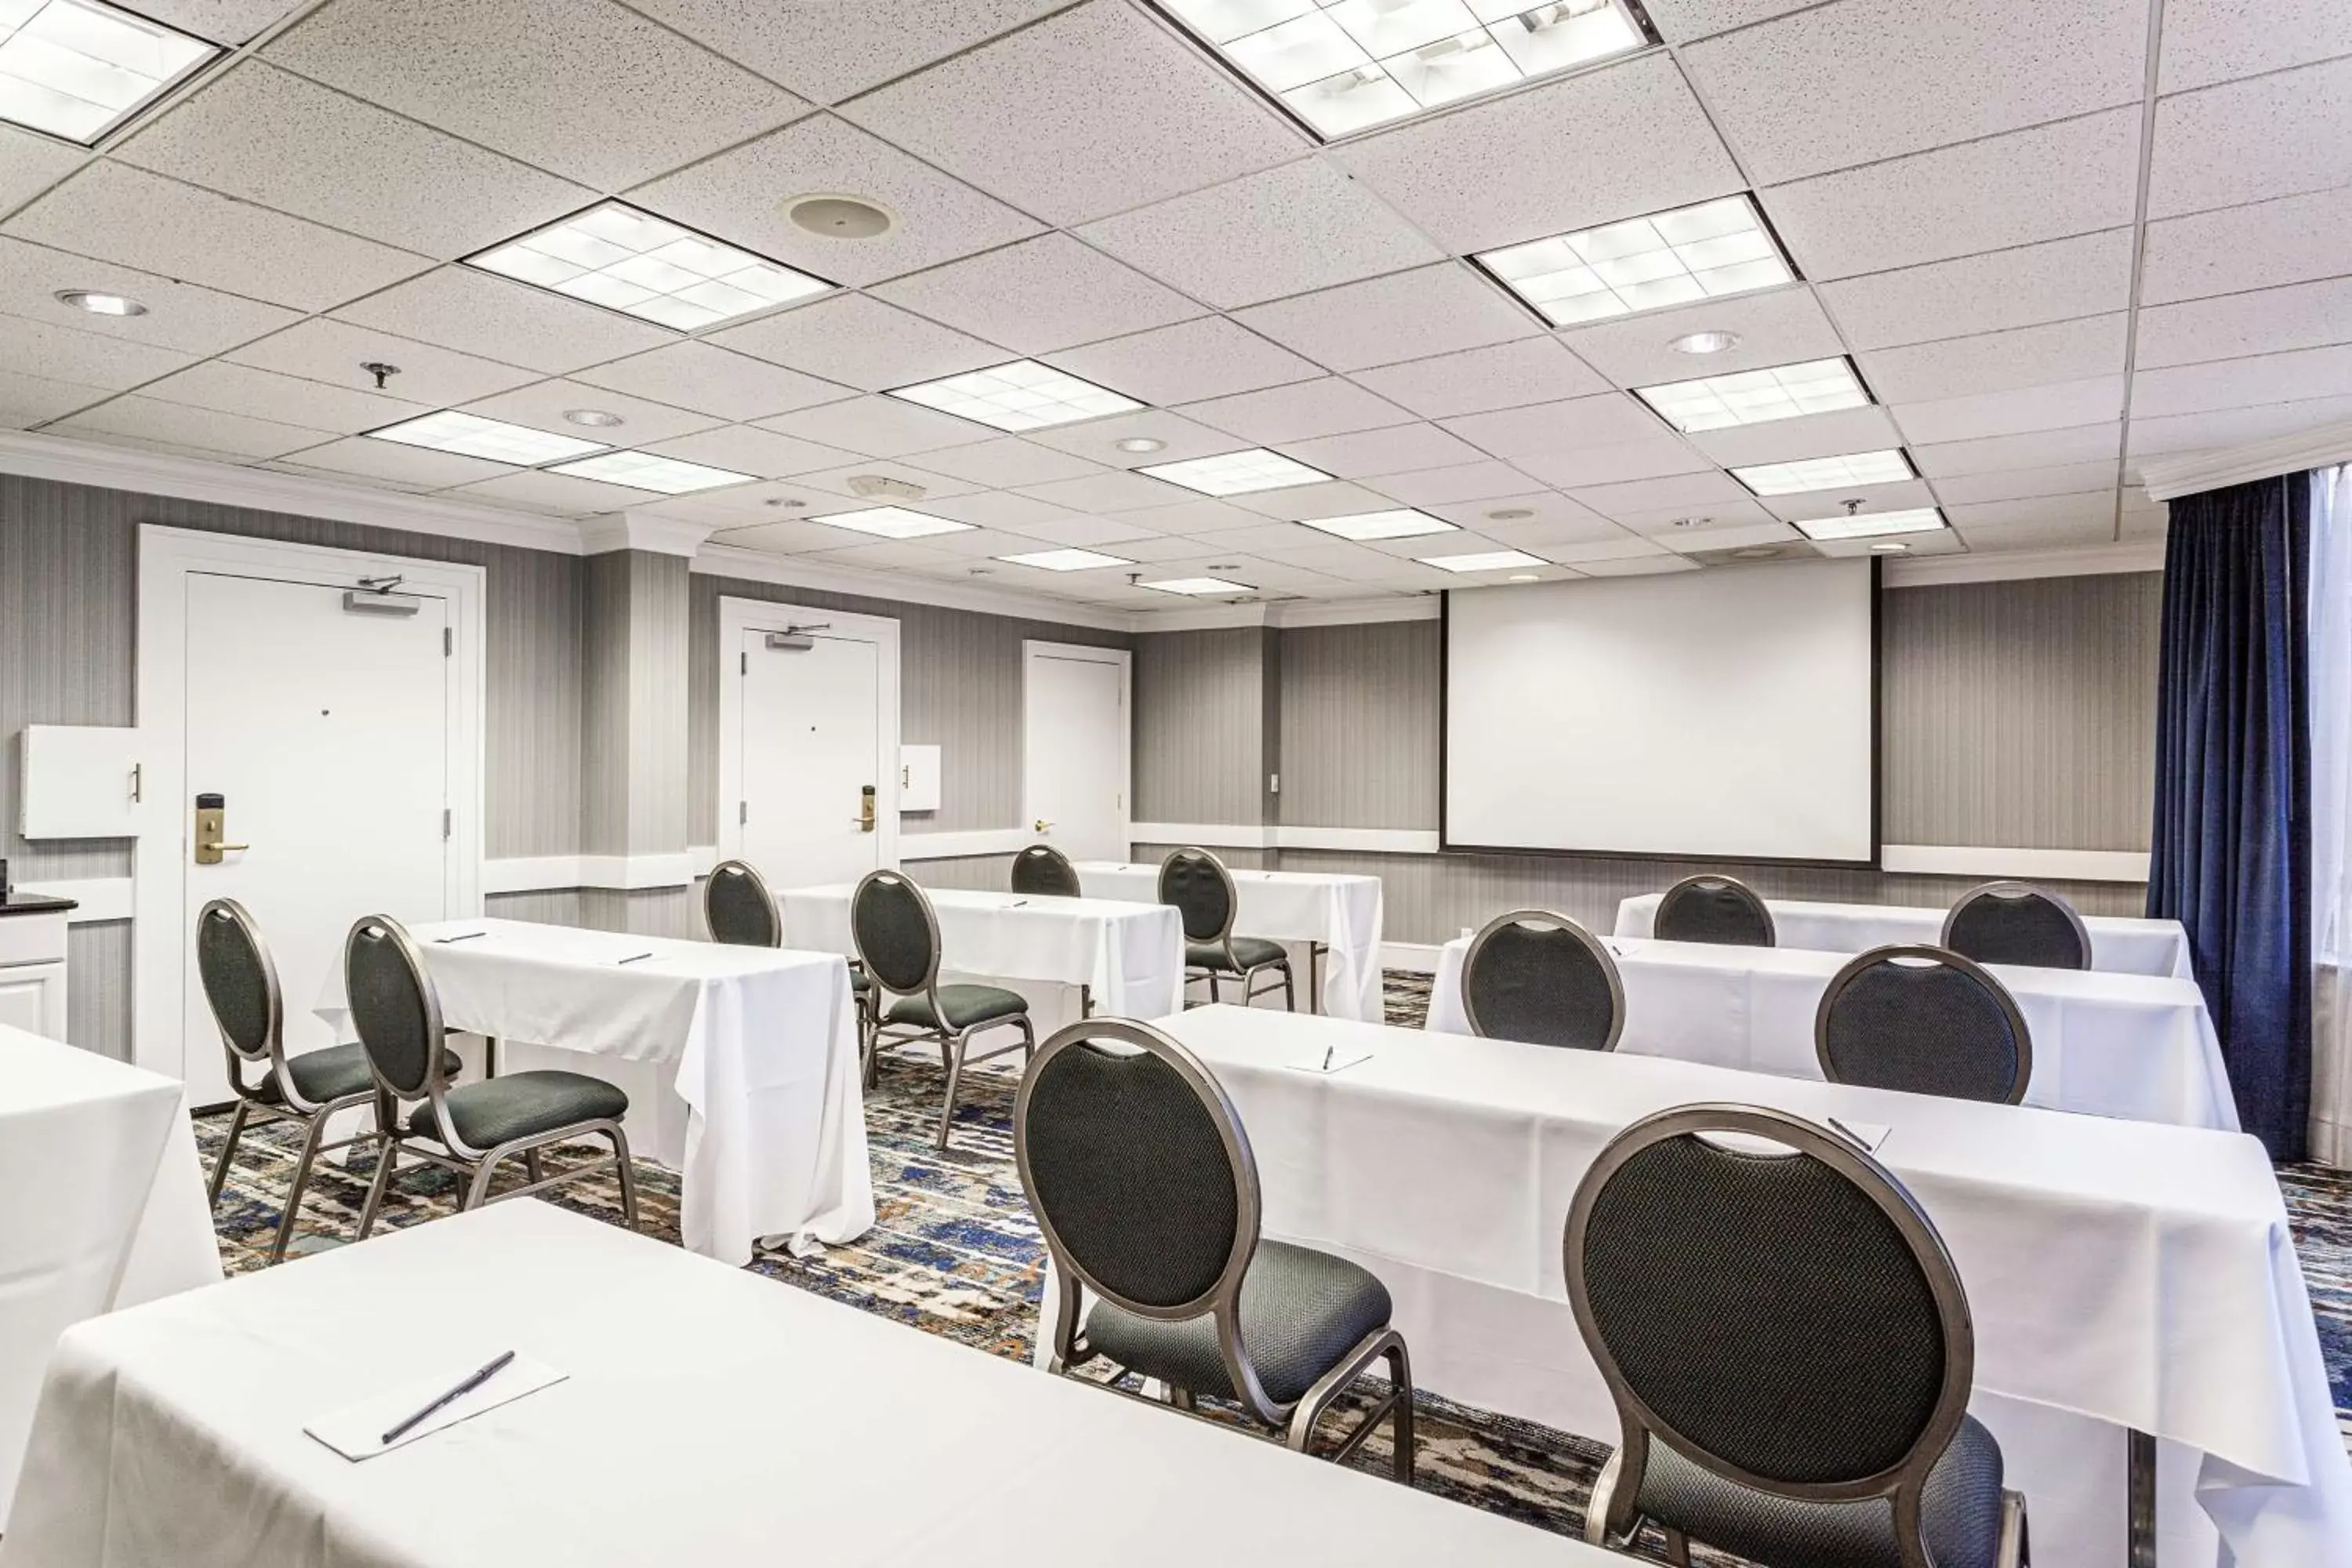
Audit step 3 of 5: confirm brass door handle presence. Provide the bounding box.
[199,840,249,858]
[1033,818,1051,833]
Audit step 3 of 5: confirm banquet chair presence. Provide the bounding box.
[1941,881,2092,971]
[706,857,875,1055]
[1815,945,2032,1105]
[1653,873,1777,946]
[196,898,461,1262]
[1011,842,1082,898]
[1566,1104,2029,1568]
[1461,909,1625,1051]
[1162,847,1294,1011]
[1016,1016,1414,1482]
[346,913,637,1238]
[852,869,1036,1149]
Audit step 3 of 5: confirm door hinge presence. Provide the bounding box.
[443,626,453,656]
[442,808,452,840]
[739,800,748,826]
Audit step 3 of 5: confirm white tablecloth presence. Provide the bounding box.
[0,1200,1598,1568]
[1076,861,1384,1021]
[1150,1005,2351,1568]
[312,919,869,1267]
[1616,892,2194,978]
[1425,933,2238,1131]
[0,1025,220,1529]
[779,884,1184,1020]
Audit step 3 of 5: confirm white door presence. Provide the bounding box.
[738,627,886,887]
[180,574,452,1102]
[1024,645,1129,862]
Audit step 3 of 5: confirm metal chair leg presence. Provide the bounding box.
[1282,960,1296,1012]
[269,1106,337,1264]
[1661,1528,1692,1567]
[1384,1337,1414,1485]
[1168,1387,1197,1412]
[463,1151,506,1211]
[524,1148,544,1185]
[937,1031,967,1151]
[355,1135,397,1240]
[2127,1429,2155,1568]
[209,1099,251,1206]
[611,1127,639,1230]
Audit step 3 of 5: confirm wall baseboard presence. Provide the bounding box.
[17,878,132,924]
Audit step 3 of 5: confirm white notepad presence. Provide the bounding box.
[1286,1051,1373,1076]
[305,1354,567,1461]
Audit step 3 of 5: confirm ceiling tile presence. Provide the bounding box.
[1686,405,1904,468]
[1911,422,2122,479]
[914,490,1079,531]
[1555,284,1844,388]
[2132,344,2352,419]
[460,379,721,445]
[3,162,430,312]
[1566,469,1751,519]
[2148,56,2352,219]
[136,1,306,42]
[1812,526,1967,560]
[1276,422,1485,478]
[803,539,964,570]
[1364,460,1541,506]
[992,512,1160,548]
[1946,492,2118,532]
[1511,434,1711,489]
[0,125,84,212]
[840,0,1305,227]
[1047,317,1321,407]
[756,394,994,459]
[649,480,860,527]
[2129,394,2352,460]
[0,237,299,356]
[1858,314,2129,401]
[1179,377,1415,443]
[269,434,517,488]
[1234,263,1534,373]
[49,394,334,459]
[136,360,429,433]
[1332,54,1742,256]
[1225,480,1403,521]
[1760,107,2141,280]
[0,313,194,389]
[1443,394,1666,460]
[115,62,592,260]
[621,0,1069,103]
[1642,0,1817,42]
[1681,0,2147,186]
[902,436,1108,487]
[710,294,1004,391]
[572,342,854,422]
[787,458,985,501]
[0,367,111,426]
[1817,229,2135,351]
[1350,338,1612,419]
[227,318,539,405]
[702,517,859,554]
[1953,514,2117,551]
[1025,408,1244,468]
[445,468,660,513]
[1538,532,1673,564]
[2140,186,2352,307]
[1109,499,1265,535]
[1661,521,1804,554]
[1016,469,1194,513]
[872,233,1201,355]
[1755,477,1937,521]
[267,0,807,190]
[2134,275,2352,368]
[1605,498,1781,535]
[1890,376,2126,445]
[1575,552,1700,575]
[1075,156,1441,309]
[1928,459,2122,505]
[1430,491,1617,541]
[2158,0,2352,92]
[332,266,672,374]
[642,424,862,477]
[630,113,1040,289]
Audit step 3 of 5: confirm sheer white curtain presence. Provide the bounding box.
[2309,464,2352,1163]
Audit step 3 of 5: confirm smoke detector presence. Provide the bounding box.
[847,474,925,500]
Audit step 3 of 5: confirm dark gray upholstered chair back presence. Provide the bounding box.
[851,869,940,995]
[343,915,448,1099]
[1567,1105,1973,1512]
[1654,874,1776,946]
[1461,910,1626,1051]
[704,858,782,947]
[1015,1017,1255,1319]
[1159,848,1237,944]
[1816,945,2031,1105]
[197,898,278,1065]
[1011,843,1082,898]
[1941,880,2090,971]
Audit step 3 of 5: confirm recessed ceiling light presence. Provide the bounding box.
[1792,506,1947,541]
[1731,546,1784,560]
[366,410,607,466]
[1301,508,1458,541]
[887,361,1141,434]
[1670,330,1743,356]
[1637,358,1870,433]
[1116,436,1167,453]
[548,451,753,494]
[564,408,625,428]
[1732,449,1915,496]
[997,547,1136,571]
[1419,549,1550,572]
[1140,448,1330,496]
[810,506,975,540]
[0,1,218,144]
[1475,196,1795,327]
[1508,572,1541,581]
[1486,507,1534,521]
[1164,0,1647,140]
[54,287,144,317]
[786,194,895,239]
[468,200,832,332]
[1870,542,1911,554]
[1144,576,1255,596]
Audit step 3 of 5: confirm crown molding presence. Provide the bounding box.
[1882,539,2165,586]
[691,540,1134,632]
[1126,593,1439,633]
[579,510,714,557]
[2139,417,2352,501]
[0,430,589,554]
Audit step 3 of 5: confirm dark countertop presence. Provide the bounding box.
[0,893,78,916]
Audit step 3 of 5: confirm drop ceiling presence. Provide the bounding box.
[0,0,2340,614]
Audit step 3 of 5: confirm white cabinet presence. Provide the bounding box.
[0,903,70,1040]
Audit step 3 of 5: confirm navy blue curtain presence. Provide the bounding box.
[2147,475,2311,1160]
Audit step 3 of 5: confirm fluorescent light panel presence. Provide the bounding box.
[1637,357,1869,433]
[0,0,216,144]
[366,410,607,466]
[1793,506,1947,541]
[1163,0,1646,139]
[1301,507,1457,541]
[1145,576,1254,595]
[1140,448,1330,496]
[469,200,831,332]
[997,547,1134,571]
[810,506,975,540]
[1732,448,1915,495]
[887,361,1141,433]
[548,451,753,495]
[1419,549,1548,572]
[1476,195,1795,326]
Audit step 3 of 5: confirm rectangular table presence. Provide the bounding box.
[312,918,869,1267]
[0,1025,221,1529]
[1149,1005,2351,1568]
[1075,861,1384,1022]
[1425,932,2238,1131]
[0,1200,1601,1568]
[1616,892,2195,978]
[779,884,1184,1022]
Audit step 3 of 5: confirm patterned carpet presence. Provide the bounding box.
[192,971,2352,1563]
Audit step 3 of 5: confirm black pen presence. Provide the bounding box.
[380,1349,514,1446]
[1321,1046,1334,1071]
[435,931,487,944]
[1825,1115,1870,1150]
[615,952,655,965]
[1008,898,1029,908]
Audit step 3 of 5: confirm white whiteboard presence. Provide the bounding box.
[1443,561,1876,864]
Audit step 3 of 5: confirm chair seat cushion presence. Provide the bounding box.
[406,1070,629,1149]
[884,983,1029,1032]
[1634,1413,2006,1568]
[259,1043,459,1107]
[1083,1240,1392,1406]
[1186,936,1287,973]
